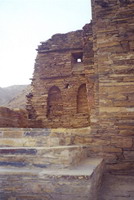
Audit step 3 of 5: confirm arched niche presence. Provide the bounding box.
[47,86,63,118]
[77,84,88,113]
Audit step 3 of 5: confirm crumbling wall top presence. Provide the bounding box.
[37,30,83,53]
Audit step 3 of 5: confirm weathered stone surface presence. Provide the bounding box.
[0,0,133,199]
[91,0,134,163]
[0,107,27,128]
[99,173,134,200]
[0,158,104,200]
[0,145,89,169]
[26,24,93,128]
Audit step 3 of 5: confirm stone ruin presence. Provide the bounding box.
[0,0,134,199]
[26,23,93,128]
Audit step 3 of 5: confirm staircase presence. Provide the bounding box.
[0,128,104,200]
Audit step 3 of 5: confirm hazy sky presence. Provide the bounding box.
[0,0,92,87]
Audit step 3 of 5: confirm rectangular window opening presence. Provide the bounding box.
[72,52,83,64]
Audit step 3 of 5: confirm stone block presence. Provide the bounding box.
[111,137,132,148]
[0,158,104,200]
[124,150,134,160]
[4,131,23,138]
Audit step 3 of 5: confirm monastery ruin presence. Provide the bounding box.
[0,0,134,199]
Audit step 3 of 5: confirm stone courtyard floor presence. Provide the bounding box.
[99,171,134,200]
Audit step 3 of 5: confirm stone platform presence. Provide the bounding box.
[0,145,88,169]
[0,127,91,147]
[0,158,104,200]
[0,128,104,200]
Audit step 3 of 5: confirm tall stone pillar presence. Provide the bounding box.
[91,0,134,158]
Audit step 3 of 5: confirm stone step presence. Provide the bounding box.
[0,128,54,147]
[0,145,89,169]
[0,127,91,147]
[0,158,104,200]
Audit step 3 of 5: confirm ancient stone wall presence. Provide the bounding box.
[90,0,134,166]
[0,0,133,168]
[27,24,94,128]
[0,107,28,128]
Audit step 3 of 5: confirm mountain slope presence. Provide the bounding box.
[6,85,31,109]
[0,87,8,105]
[0,85,30,108]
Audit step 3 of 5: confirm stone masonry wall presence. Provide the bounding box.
[0,0,133,170]
[0,107,28,128]
[27,24,94,128]
[90,0,134,166]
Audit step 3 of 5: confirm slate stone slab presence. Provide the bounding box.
[0,149,37,155]
[0,161,26,167]
[24,129,51,137]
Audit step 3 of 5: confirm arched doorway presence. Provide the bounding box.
[77,84,88,113]
[47,86,63,118]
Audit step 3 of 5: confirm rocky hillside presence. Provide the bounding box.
[0,85,30,109]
